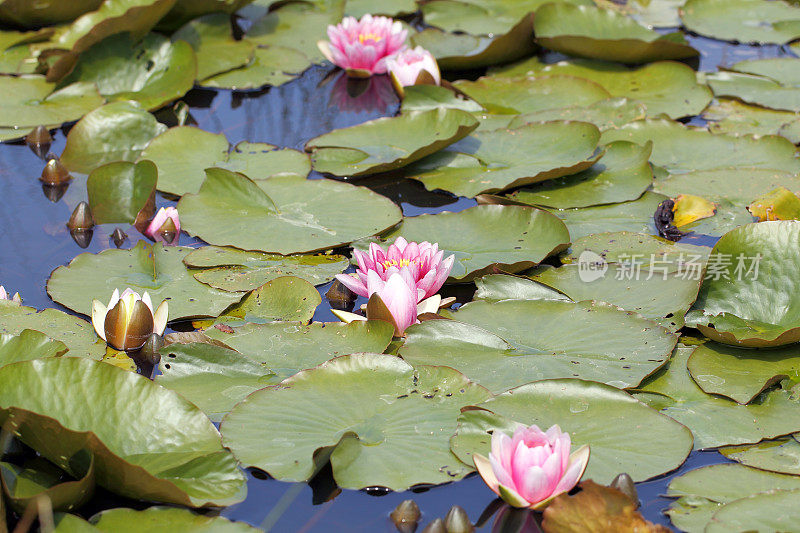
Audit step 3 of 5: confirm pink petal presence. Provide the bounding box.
[335,273,369,297]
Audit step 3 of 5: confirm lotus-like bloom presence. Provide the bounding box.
[145,207,180,245]
[0,286,21,303]
[473,424,590,510]
[318,14,407,76]
[92,289,168,351]
[336,237,454,303]
[387,46,441,88]
[365,271,418,336]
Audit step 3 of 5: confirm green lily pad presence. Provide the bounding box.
[400,85,485,113]
[60,101,167,175]
[706,71,800,113]
[59,32,196,111]
[410,13,537,70]
[306,108,479,177]
[161,0,256,29]
[404,121,602,197]
[201,45,310,90]
[0,329,68,368]
[492,58,712,119]
[473,274,569,302]
[172,13,254,81]
[634,344,800,449]
[90,507,258,532]
[245,2,335,63]
[47,241,243,320]
[0,302,105,360]
[374,204,570,281]
[184,246,348,292]
[0,43,39,75]
[178,169,402,254]
[731,58,800,85]
[221,353,491,490]
[687,342,800,404]
[685,221,800,347]
[507,98,646,132]
[552,191,665,241]
[140,127,311,196]
[0,357,246,506]
[622,0,686,28]
[450,378,693,483]
[703,99,800,144]
[706,489,800,532]
[561,232,711,265]
[87,160,157,225]
[216,276,321,324]
[509,141,653,209]
[534,3,698,63]
[345,0,415,17]
[404,298,677,390]
[680,0,800,44]
[666,463,800,533]
[1,454,94,513]
[0,1,101,26]
[721,436,800,475]
[453,75,610,114]
[601,118,800,174]
[0,76,105,129]
[420,0,592,36]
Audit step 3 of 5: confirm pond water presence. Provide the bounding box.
[0,20,796,532]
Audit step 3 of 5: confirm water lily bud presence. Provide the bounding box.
[390,500,421,533]
[444,506,474,533]
[111,228,128,248]
[0,286,22,303]
[158,216,178,245]
[26,126,52,159]
[610,473,638,508]
[145,207,180,245]
[326,279,357,311]
[66,201,94,231]
[40,157,71,185]
[137,332,164,366]
[41,182,69,203]
[92,289,169,352]
[421,519,446,533]
[69,228,93,249]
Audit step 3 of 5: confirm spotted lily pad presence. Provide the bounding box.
[561,232,711,265]
[373,204,570,281]
[87,160,157,225]
[0,357,246,506]
[184,246,348,292]
[534,3,698,63]
[0,76,104,129]
[47,241,243,320]
[450,379,693,484]
[0,329,68,368]
[221,353,492,490]
[680,0,800,44]
[178,168,402,254]
[140,127,311,196]
[553,191,665,241]
[172,13,254,81]
[720,436,800,475]
[685,221,800,347]
[215,276,321,324]
[306,108,479,177]
[702,99,800,144]
[60,101,167,174]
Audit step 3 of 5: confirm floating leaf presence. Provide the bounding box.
[306,108,479,177]
[0,1,101,26]
[671,194,717,227]
[534,3,697,63]
[216,277,321,324]
[706,70,800,113]
[399,298,677,392]
[161,0,256,29]
[721,436,800,476]
[221,353,491,490]
[60,101,167,174]
[400,85,485,113]
[178,169,402,254]
[245,2,335,63]
[47,241,243,320]
[372,204,570,281]
[86,160,157,225]
[680,0,800,44]
[620,0,686,28]
[508,98,646,132]
[140,127,311,196]
[0,302,105,360]
[0,453,94,513]
[748,186,800,221]
[510,141,653,209]
[450,379,693,484]
[59,32,196,111]
[705,489,800,533]
[184,246,348,292]
[172,13,254,81]
[553,191,665,241]
[635,345,800,449]
[345,0,415,17]
[492,58,711,119]
[0,329,67,368]
[561,232,711,265]
[201,45,311,90]
[0,357,246,506]
[86,506,259,532]
[703,98,800,144]
[0,77,104,129]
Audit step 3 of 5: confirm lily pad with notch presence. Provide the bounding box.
[680,0,800,45]
[172,13,254,81]
[86,160,157,225]
[0,329,68,369]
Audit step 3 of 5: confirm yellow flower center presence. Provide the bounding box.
[382,258,416,269]
[358,33,383,44]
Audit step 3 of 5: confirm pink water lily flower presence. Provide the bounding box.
[336,237,455,303]
[474,424,590,510]
[365,271,418,336]
[387,46,441,88]
[145,206,180,245]
[0,286,21,303]
[318,14,408,77]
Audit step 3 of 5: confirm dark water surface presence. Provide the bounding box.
[0,35,794,532]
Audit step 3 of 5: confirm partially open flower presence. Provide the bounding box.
[365,271,418,336]
[387,46,441,93]
[318,14,407,77]
[473,424,590,511]
[0,286,21,303]
[145,207,180,245]
[91,289,168,351]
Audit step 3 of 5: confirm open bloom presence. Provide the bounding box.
[92,289,168,351]
[145,207,180,245]
[387,46,441,88]
[0,286,21,303]
[365,271,418,336]
[318,14,407,76]
[336,237,454,303]
[473,424,590,510]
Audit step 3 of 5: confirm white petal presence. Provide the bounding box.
[91,300,107,341]
[152,300,169,335]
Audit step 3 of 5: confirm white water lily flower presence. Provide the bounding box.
[91,288,168,351]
